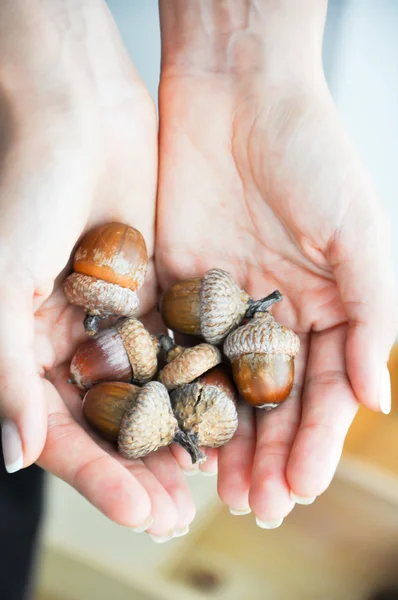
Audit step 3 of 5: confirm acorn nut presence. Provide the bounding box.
[160,268,282,344]
[83,382,140,442]
[118,381,206,463]
[224,310,300,409]
[70,317,159,390]
[158,335,222,391]
[172,368,238,449]
[63,222,148,334]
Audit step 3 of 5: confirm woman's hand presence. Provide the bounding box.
[156,0,397,524]
[0,0,194,540]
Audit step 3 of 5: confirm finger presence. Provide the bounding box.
[125,456,179,539]
[328,208,398,413]
[287,325,358,500]
[249,334,308,526]
[50,367,180,538]
[199,447,218,476]
[169,443,217,475]
[39,379,152,530]
[143,447,196,536]
[217,403,255,515]
[0,283,48,471]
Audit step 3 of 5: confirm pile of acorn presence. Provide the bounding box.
[63,223,300,464]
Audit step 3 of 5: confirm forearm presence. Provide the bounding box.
[159,0,328,83]
[0,0,138,119]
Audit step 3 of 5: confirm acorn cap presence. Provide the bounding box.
[172,382,238,448]
[159,344,222,390]
[224,312,300,360]
[118,382,178,459]
[117,318,159,383]
[63,272,139,318]
[200,269,250,344]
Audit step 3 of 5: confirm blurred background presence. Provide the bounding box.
[35,1,398,599]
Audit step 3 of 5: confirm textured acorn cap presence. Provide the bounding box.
[117,318,159,383]
[172,383,238,448]
[63,272,139,318]
[159,344,222,390]
[118,382,178,459]
[224,312,300,360]
[200,268,250,344]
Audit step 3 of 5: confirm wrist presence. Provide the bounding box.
[159,0,327,85]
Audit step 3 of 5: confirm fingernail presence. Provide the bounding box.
[131,516,154,533]
[230,508,252,516]
[379,367,391,415]
[201,470,217,477]
[290,492,316,505]
[1,420,23,473]
[182,465,200,476]
[174,525,190,538]
[256,517,284,530]
[148,531,175,544]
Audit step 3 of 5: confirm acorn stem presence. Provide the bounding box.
[157,333,176,355]
[84,314,101,336]
[245,290,282,318]
[174,430,206,465]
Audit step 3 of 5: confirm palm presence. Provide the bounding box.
[156,77,373,520]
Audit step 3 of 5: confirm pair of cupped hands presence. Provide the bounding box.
[0,1,396,542]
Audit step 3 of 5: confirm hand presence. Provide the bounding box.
[156,0,397,523]
[0,1,194,539]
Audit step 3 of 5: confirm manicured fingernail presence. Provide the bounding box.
[174,525,190,538]
[131,516,154,533]
[1,420,23,473]
[182,465,200,476]
[256,517,284,530]
[379,367,391,415]
[290,492,316,505]
[148,531,175,544]
[230,508,252,516]
[201,470,217,477]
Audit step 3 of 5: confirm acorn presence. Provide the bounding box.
[198,367,238,402]
[223,311,300,409]
[70,317,159,390]
[158,335,222,391]
[63,222,148,334]
[171,367,238,449]
[118,381,206,463]
[159,268,282,344]
[82,381,205,462]
[83,381,140,442]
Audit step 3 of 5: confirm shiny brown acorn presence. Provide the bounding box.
[171,367,238,449]
[83,381,140,442]
[118,381,206,463]
[158,335,222,391]
[70,317,159,390]
[159,268,282,344]
[63,222,148,334]
[224,310,300,409]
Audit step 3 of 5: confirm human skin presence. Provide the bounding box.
[157,0,398,523]
[0,0,195,540]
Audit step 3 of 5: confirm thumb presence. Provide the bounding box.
[329,202,398,414]
[0,283,47,472]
